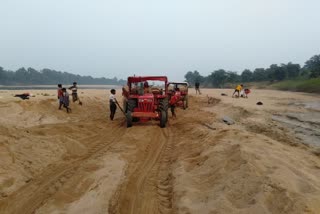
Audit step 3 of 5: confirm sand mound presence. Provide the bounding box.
[173,126,320,213]
[0,89,320,214]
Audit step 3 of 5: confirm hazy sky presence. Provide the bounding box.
[1,0,320,81]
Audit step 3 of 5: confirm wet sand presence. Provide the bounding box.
[0,88,320,214]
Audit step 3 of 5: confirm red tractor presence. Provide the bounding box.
[167,82,189,109]
[122,76,169,128]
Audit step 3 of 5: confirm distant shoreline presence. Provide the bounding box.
[0,85,122,90]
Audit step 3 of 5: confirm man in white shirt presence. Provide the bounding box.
[109,89,117,120]
[69,82,83,105]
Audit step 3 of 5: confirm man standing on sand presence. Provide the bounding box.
[109,89,117,120]
[57,84,63,110]
[62,88,71,113]
[195,82,201,95]
[169,90,180,118]
[69,82,83,105]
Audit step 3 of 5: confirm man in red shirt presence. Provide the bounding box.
[57,84,63,109]
[169,90,180,118]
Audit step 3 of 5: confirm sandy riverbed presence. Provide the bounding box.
[0,88,320,214]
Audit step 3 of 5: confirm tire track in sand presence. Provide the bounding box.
[110,127,175,214]
[0,122,125,214]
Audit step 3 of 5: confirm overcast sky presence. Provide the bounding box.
[1,0,320,81]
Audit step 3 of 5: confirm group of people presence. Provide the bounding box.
[110,82,252,121]
[109,82,251,121]
[195,82,250,98]
[232,84,251,98]
[57,82,82,113]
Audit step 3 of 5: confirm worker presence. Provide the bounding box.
[169,90,179,118]
[232,84,243,98]
[144,81,150,94]
[109,89,117,120]
[57,84,63,110]
[69,82,82,105]
[195,82,201,95]
[244,88,251,98]
[62,88,71,113]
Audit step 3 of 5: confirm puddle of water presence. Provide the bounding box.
[272,113,320,147]
[289,101,320,112]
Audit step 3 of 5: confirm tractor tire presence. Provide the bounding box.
[126,111,132,128]
[159,97,169,122]
[160,110,167,128]
[127,99,139,122]
[159,97,169,112]
[184,95,189,109]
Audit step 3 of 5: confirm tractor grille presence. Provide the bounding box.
[138,99,153,112]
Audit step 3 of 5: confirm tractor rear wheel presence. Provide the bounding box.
[126,111,132,128]
[160,110,167,128]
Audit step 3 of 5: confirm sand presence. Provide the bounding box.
[0,88,320,214]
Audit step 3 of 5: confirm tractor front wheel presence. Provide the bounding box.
[159,98,169,122]
[126,111,132,128]
[160,110,167,128]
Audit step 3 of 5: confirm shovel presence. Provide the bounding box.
[115,101,126,115]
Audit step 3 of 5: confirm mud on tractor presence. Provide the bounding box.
[167,82,189,109]
[122,76,169,128]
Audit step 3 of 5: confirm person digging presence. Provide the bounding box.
[232,84,243,98]
[109,89,119,120]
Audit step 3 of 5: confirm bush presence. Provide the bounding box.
[272,78,320,93]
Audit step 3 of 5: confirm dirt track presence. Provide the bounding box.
[1,89,320,214]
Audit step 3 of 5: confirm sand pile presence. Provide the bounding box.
[0,88,320,214]
[172,122,320,213]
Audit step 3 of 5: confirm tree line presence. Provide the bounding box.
[0,67,126,85]
[185,54,320,88]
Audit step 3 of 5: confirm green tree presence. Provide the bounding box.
[0,67,126,85]
[28,67,43,84]
[305,55,320,78]
[15,67,27,82]
[268,64,287,81]
[184,70,204,86]
[0,67,6,84]
[252,68,267,81]
[285,62,301,79]
[241,69,253,82]
[209,69,228,88]
[226,71,240,83]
